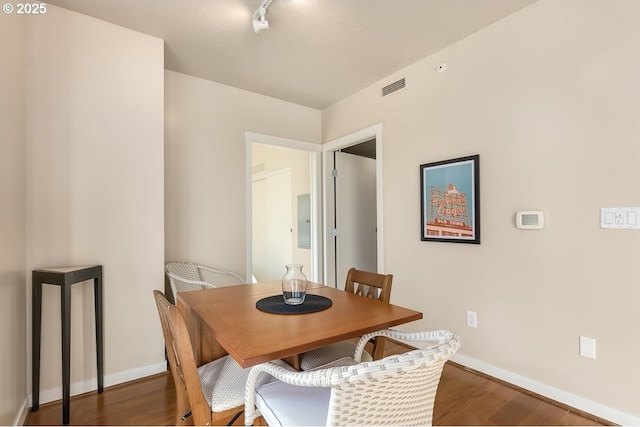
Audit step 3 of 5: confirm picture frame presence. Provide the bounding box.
[420,154,480,244]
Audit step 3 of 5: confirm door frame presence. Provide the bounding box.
[322,123,384,287]
[245,132,323,283]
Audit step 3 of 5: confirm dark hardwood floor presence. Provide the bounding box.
[25,343,613,426]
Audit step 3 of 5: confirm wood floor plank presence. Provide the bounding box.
[25,371,177,426]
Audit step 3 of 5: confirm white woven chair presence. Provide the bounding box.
[298,268,393,370]
[165,261,244,301]
[154,290,273,426]
[245,329,461,426]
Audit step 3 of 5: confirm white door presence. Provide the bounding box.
[334,151,377,285]
[252,170,293,281]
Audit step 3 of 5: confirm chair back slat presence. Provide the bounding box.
[344,268,393,359]
[344,268,392,303]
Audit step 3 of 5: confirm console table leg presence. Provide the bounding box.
[61,284,71,425]
[94,273,104,393]
[31,281,42,412]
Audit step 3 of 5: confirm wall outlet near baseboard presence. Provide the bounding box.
[579,336,596,359]
[466,310,478,328]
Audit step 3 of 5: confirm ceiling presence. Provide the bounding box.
[46,0,536,110]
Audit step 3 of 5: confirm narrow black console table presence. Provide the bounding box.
[32,265,104,425]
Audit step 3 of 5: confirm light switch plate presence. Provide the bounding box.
[600,207,640,229]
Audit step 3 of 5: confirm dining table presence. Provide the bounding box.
[176,280,423,369]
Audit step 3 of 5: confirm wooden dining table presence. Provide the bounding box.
[176,280,423,369]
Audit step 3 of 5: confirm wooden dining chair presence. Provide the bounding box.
[298,267,393,370]
[165,261,244,303]
[245,329,461,426]
[153,290,251,426]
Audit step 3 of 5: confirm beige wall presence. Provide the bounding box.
[323,0,639,422]
[25,4,165,406]
[6,0,638,424]
[164,71,321,279]
[0,14,27,426]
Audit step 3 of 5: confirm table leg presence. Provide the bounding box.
[31,281,42,412]
[61,284,71,425]
[283,354,301,371]
[94,274,104,393]
[177,301,228,365]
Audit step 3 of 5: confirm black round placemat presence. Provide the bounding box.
[256,294,332,314]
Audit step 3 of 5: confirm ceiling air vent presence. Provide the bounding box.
[381,78,405,97]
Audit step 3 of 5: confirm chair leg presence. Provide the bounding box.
[174,381,191,426]
[253,415,268,426]
[226,410,244,426]
[180,410,192,421]
[212,406,245,426]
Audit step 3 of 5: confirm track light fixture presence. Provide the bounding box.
[252,0,273,33]
[252,0,292,33]
[252,8,269,33]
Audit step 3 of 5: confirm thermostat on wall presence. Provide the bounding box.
[516,211,544,229]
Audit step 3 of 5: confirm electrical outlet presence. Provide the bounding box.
[579,336,596,359]
[466,310,477,328]
[601,207,640,229]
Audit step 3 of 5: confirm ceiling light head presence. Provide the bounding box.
[252,12,269,33]
[252,0,275,33]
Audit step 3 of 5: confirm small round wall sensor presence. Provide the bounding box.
[437,63,446,72]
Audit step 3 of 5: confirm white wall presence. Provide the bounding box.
[322,0,640,423]
[0,14,27,427]
[164,71,321,278]
[25,4,165,406]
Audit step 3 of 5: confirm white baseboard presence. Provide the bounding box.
[29,360,167,407]
[14,396,30,426]
[451,353,640,426]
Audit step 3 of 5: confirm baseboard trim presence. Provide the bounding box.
[14,396,30,426]
[30,361,167,407]
[451,353,640,426]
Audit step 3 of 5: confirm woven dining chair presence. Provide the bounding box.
[298,267,393,370]
[245,329,460,426]
[154,290,254,426]
[165,261,244,302]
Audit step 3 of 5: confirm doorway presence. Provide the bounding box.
[333,143,377,286]
[323,124,384,287]
[245,132,322,283]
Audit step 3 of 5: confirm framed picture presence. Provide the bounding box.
[420,154,480,244]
